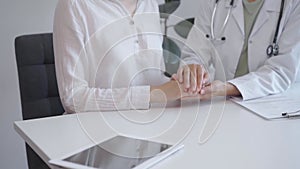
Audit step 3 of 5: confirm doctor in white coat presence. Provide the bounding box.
[175,0,300,100]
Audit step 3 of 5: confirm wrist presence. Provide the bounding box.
[225,82,241,96]
[150,86,167,103]
[150,81,181,103]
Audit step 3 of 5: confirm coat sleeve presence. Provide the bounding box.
[228,1,300,100]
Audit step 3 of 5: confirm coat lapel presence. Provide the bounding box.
[250,0,281,37]
[231,0,245,36]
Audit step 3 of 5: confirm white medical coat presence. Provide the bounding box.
[182,0,300,100]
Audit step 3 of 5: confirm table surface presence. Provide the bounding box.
[14,98,300,169]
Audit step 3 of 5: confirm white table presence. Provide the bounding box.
[14,99,300,169]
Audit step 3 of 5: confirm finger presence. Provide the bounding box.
[177,67,184,83]
[203,71,209,85]
[197,65,204,91]
[200,89,205,95]
[183,66,190,90]
[190,65,197,92]
[171,74,178,81]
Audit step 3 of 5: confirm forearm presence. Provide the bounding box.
[61,86,150,113]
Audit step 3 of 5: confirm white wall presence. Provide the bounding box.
[0,0,58,168]
[0,0,199,168]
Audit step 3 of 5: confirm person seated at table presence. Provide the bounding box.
[53,0,197,114]
[173,0,300,100]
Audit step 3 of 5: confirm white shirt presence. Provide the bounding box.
[53,0,166,113]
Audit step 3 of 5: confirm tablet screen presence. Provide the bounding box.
[62,136,172,169]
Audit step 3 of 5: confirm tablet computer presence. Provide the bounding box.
[49,135,183,169]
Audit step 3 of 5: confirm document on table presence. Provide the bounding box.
[231,83,300,120]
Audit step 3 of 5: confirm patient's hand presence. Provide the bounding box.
[150,80,200,103]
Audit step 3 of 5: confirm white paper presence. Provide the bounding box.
[231,83,300,119]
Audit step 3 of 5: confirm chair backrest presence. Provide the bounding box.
[15,33,64,169]
[15,33,64,120]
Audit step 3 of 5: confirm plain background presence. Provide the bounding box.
[0,0,200,168]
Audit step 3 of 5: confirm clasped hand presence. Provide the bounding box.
[172,64,239,100]
[150,64,240,103]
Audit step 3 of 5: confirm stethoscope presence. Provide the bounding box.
[208,0,235,41]
[207,0,285,57]
[266,0,285,57]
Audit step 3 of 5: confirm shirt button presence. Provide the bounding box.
[249,40,253,44]
[135,40,139,44]
[130,20,135,25]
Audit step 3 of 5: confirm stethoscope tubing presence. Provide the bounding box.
[209,0,285,57]
[210,0,234,40]
[273,0,285,45]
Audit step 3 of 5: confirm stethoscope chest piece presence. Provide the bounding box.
[266,0,285,57]
[266,44,279,57]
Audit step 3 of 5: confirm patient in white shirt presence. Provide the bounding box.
[53,0,197,114]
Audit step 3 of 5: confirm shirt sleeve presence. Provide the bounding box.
[228,2,300,100]
[53,0,150,113]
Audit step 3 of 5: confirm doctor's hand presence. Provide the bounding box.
[200,80,241,100]
[172,64,209,94]
[150,80,199,103]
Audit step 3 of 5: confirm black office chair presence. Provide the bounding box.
[15,33,64,169]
